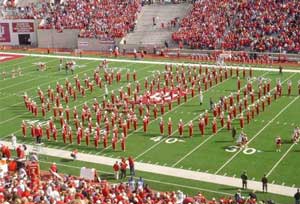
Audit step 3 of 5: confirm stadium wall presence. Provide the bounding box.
[77,38,116,51]
[0,19,37,46]
[37,29,79,49]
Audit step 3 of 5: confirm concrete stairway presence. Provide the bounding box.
[122,3,191,51]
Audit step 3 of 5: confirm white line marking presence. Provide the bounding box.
[266,143,296,177]
[215,96,299,174]
[2,51,300,73]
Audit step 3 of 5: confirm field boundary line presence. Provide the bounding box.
[215,95,299,174]
[266,143,297,177]
[1,51,300,73]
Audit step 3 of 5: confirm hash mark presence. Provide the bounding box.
[197,169,200,171]
[233,174,236,177]
[180,166,183,169]
[223,173,227,176]
[272,180,275,184]
[282,182,285,186]
[188,167,192,170]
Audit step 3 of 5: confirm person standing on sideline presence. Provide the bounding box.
[241,171,248,189]
[261,174,268,193]
[113,161,120,180]
[128,156,135,176]
[120,158,127,179]
[199,90,203,105]
[295,189,300,204]
[232,126,236,140]
[11,134,17,150]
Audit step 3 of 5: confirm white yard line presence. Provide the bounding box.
[1,51,300,73]
[172,73,296,168]
[215,95,299,174]
[266,143,297,177]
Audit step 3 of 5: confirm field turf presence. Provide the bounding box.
[0,53,299,203]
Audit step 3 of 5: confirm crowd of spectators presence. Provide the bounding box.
[0,143,273,204]
[172,0,237,50]
[221,0,300,53]
[2,0,141,40]
[173,0,300,53]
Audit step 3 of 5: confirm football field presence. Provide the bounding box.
[0,52,299,203]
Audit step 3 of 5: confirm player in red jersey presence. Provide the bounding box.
[168,117,172,137]
[275,136,282,152]
[178,119,184,137]
[159,117,164,135]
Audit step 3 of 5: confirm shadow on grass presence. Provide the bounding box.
[60,158,73,163]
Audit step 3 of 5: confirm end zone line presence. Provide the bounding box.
[215,95,299,174]
[266,143,296,177]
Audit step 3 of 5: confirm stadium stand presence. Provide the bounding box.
[172,0,300,53]
[0,145,265,204]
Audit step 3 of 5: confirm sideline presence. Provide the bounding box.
[0,140,297,197]
[1,52,300,73]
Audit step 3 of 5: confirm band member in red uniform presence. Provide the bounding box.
[160,103,165,115]
[239,113,244,129]
[159,117,164,135]
[94,132,99,148]
[227,115,232,130]
[212,118,217,134]
[121,134,126,152]
[188,120,193,138]
[85,128,90,146]
[168,117,172,137]
[77,127,82,145]
[220,112,225,127]
[21,120,26,137]
[112,136,117,151]
[276,136,282,152]
[52,125,57,141]
[151,104,157,119]
[237,77,241,90]
[68,126,73,144]
[204,110,209,126]
[122,120,128,137]
[287,80,292,96]
[178,119,184,137]
[246,108,251,124]
[199,116,205,136]
[298,80,300,95]
[103,132,108,149]
[143,116,148,133]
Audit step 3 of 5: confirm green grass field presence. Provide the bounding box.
[0,52,299,203]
